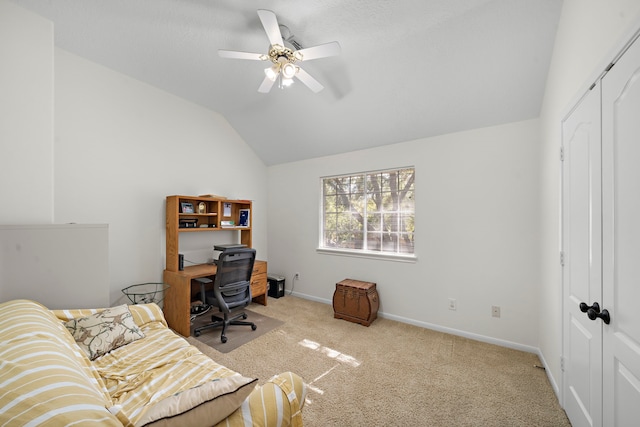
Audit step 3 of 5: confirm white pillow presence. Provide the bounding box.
[64,304,145,360]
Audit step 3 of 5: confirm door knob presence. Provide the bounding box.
[587,308,611,325]
[579,302,600,313]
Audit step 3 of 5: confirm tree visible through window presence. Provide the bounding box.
[321,167,415,255]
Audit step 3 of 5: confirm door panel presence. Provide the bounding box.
[567,316,595,420]
[562,83,602,427]
[602,34,640,426]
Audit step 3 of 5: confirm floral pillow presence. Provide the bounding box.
[64,304,145,361]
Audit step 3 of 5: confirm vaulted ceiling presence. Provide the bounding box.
[11,0,563,165]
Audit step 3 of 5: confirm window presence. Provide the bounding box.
[320,167,415,258]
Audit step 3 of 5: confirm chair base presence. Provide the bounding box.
[193,311,257,343]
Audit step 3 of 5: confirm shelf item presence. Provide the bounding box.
[179,219,198,228]
[239,209,250,227]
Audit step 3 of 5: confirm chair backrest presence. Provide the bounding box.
[212,248,256,311]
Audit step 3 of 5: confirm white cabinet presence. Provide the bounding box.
[0,224,109,309]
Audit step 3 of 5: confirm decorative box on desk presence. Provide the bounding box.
[333,279,379,326]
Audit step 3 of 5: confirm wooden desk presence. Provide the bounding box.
[163,260,267,337]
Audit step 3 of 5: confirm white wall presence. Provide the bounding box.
[53,49,269,304]
[0,0,54,222]
[268,119,541,350]
[538,0,640,397]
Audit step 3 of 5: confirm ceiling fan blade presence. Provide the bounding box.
[258,75,276,93]
[295,67,324,93]
[296,41,341,61]
[257,9,284,48]
[218,50,266,61]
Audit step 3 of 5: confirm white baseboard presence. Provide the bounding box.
[535,349,561,402]
[291,291,538,353]
[289,291,330,305]
[383,312,540,354]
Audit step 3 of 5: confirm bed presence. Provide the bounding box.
[0,299,306,426]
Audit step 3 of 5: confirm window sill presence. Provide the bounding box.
[316,247,417,263]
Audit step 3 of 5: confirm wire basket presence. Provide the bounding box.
[122,283,170,305]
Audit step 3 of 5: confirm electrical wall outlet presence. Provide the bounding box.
[294,272,300,280]
[492,306,501,318]
[448,298,457,311]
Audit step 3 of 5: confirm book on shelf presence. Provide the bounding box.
[238,209,250,227]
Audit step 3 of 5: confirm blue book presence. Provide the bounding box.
[238,209,250,227]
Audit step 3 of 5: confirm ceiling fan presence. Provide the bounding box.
[219,9,341,93]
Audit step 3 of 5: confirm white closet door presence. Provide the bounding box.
[601,34,640,426]
[562,83,603,427]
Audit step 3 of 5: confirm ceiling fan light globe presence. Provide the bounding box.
[265,66,278,81]
[281,77,294,87]
[281,63,297,79]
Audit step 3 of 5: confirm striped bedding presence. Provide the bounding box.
[0,299,305,427]
[0,299,123,426]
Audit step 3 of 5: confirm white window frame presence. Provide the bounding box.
[317,167,416,262]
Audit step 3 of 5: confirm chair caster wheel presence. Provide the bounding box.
[242,313,248,319]
[221,336,227,343]
[194,331,201,337]
[251,324,257,331]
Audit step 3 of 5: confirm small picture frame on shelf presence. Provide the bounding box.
[238,209,250,227]
[180,202,194,213]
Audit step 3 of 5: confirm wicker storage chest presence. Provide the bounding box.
[333,279,379,326]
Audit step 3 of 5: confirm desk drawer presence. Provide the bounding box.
[252,261,267,276]
[251,273,267,297]
[250,260,268,306]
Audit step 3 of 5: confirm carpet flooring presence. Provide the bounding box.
[187,296,571,427]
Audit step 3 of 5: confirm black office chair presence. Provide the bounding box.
[193,248,257,342]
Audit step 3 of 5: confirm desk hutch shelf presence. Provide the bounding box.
[165,195,252,272]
